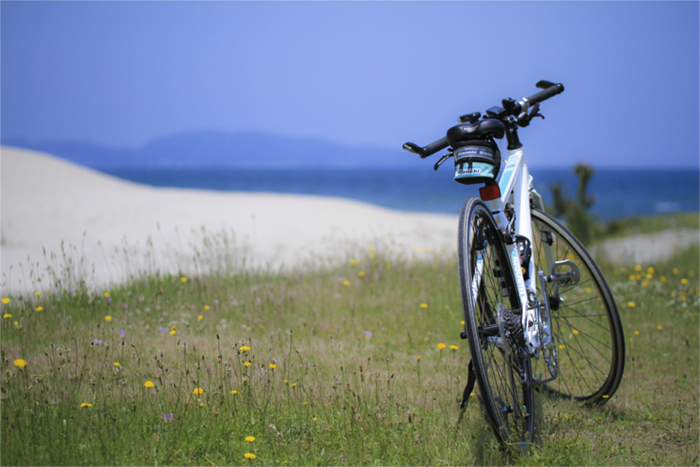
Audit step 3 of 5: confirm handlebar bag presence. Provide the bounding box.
[453,139,501,185]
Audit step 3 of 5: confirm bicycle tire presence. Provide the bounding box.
[529,209,625,404]
[459,197,535,447]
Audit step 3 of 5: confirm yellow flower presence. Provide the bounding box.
[199,403,205,407]
[204,305,210,311]
[558,344,565,350]
[34,291,41,297]
[103,292,110,298]
[193,387,204,395]
[634,265,642,272]
[634,331,639,335]
[35,306,43,311]
[647,267,655,273]
[584,287,592,293]
[181,277,187,283]
[198,315,203,321]
[113,362,120,367]
[245,436,255,442]
[239,345,250,352]
[628,275,636,281]
[358,271,365,277]
[231,390,239,395]
[350,259,358,265]
[657,325,663,331]
[170,330,176,335]
[646,274,653,279]
[437,343,446,350]
[572,329,579,335]
[416,356,421,360]
[660,276,666,282]
[80,402,92,408]
[420,303,428,309]
[290,383,297,388]
[1,298,10,305]
[170,325,176,330]
[13,359,27,368]
[243,362,252,367]
[369,253,377,259]
[627,302,635,308]
[681,278,689,285]
[244,453,256,460]
[104,315,112,322]
[673,268,679,275]
[144,380,155,388]
[3,313,11,319]
[602,395,609,399]
[342,280,350,286]
[642,281,649,288]
[460,320,465,325]
[450,345,458,350]
[268,364,276,369]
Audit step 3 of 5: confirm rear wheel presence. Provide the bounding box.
[530,209,625,404]
[459,198,535,447]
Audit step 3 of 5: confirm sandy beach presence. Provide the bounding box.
[1,146,459,294]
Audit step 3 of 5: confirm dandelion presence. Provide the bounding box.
[170,330,176,335]
[634,331,639,336]
[162,413,175,423]
[204,305,210,311]
[34,291,41,297]
[113,362,120,367]
[268,364,276,369]
[144,380,155,388]
[416,356,421,360]
[572,329,579,335]
[80,402,93,408]
[350,259,358,265]
[358,271,365,277]
[342,280,350,286]
[460,320,465,325]
[673,268,679,275]
[35,306,43,311]
[239,345,250,352]
[244,453,256,460]
[437,343,446,350]
[634,265,642,272]
[181,277,187,283]
[646,273,653,280]
[420,303,428,309]
[602,395,609,399]
[449,344,459,351]
[647,267,655,273]
[657,325,663,330]
[105,315,112,322]
[231,390,239,395]
[198,315,203,321]
[193,387,204,395]
[642,281,649,288]
[290,383,297,388]
[1,298,9,305]
[199,403,205,407]
[3,314,11,319]
[245,436,255,442]
[312,417,318,421]
[243,362,252,367]
[627,302,635,308]
[104,292,110,298]
[628,275,636,281]
[584,287,592,293]
[681,278,689,285]
[13,359,27,368]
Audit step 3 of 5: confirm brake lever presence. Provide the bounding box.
[517,103,545,127]
[433,152,453,171]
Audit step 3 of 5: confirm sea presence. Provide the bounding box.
[100,167,699,222]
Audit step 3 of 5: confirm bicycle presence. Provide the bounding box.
[403,81,625,448]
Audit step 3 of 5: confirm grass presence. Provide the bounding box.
[1,231,698,465]
[595,212,699,241]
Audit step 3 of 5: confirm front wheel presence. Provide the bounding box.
[530,209,625,404]
[459,198,535,447]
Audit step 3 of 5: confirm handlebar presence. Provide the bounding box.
[403,80,564,158]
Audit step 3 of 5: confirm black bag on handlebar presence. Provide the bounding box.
[453,139,501,185]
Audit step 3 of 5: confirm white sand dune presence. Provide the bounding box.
[1,146,459,295]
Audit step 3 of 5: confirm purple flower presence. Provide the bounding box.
[364,330,373,338]
[161,413,175,423]
[92,339,103,346]
[155,327,169,334]
[118,329,126,338]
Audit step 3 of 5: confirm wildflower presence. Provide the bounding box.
[642,281,649,288]
[198,315,203,321]
[80,402,93,408]
[350,259,358,265]
[290,383,297,388]
[559,344,565,350]
[113,362,120,367]
[170,330,176,335]
[13,321,18,326]
[104,315,112,322]
[363,330,373,338]
[244,453,256,460]
[657,325,663,331]
[681,278,689,285]
[118,329,126,337]
[634,265,642,272]
[181,277,187,283]
[162,413,175,423]
[243,362,252,367]
[34,291,41,297]
[245,436,255,442]
[584,288,592,293]
[416,356,421,360]
[268,364,276,369]
[661,276,667,282]
[231,390,239,395]
[646,274,653,279]
[369,253,377,259]
[602,395,609,399]
[460,320,465,325]
[199,403,205,407]
[156,326,169,334]
[193,387,204,395]
[627,302,635,308]
[572,329,579,335]
[673,268,679,275]
[629,275,636,281]
[239,345,250,352]
[92,339,103,346]
[170,325,176,331]
[313,417,318,421]
[35,306,43,311]
[283,379,289,384]
[1,298,9,305]
[450,345,458,350]
[358,271,365,277]
[342,280,350,286]
[437,343,446,350]
[144,380,155,388]
[3,314,11,319]
[634,331,639,336]
[204,305,210,311]
[104,292,110,298]
[420,303,428,309]
[647,267,655,273]
[13,359,27,368]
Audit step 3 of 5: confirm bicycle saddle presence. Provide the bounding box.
[446,119,505,148]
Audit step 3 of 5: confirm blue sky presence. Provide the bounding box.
[2,1,698,168]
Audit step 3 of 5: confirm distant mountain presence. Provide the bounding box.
[1,131,425,169]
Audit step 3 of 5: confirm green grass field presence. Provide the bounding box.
[1,227,698,465]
